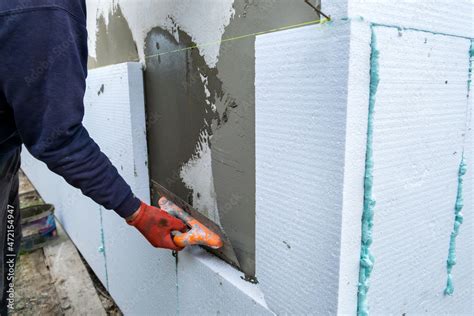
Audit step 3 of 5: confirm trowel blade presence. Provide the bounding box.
[151,180,241,270]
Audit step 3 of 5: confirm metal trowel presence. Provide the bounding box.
[151,180,241,270]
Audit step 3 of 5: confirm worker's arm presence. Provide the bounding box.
[1,5,185,249]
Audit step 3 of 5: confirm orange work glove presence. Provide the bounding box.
[127,201,187,251]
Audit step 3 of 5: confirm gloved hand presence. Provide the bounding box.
[126,201,187,251]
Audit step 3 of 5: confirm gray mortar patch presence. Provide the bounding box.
[88,4,138,69]
[143,26,223,218]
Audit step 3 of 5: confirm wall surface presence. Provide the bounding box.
[324,0,474,314]
[255,0,473,314]
[23,63,150,290]
[366,26,472,315]
[21,0,473,314]
[255,21,368,315]
[85,0,322,276]
[22,62,272,315]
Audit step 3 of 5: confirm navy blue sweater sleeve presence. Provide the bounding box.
[1,7,140,218]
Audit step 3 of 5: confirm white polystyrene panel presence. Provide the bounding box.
[367,26,472,314]
[177,247,271,315]
[337,20,372,314]
[80,63,179,315]
[23,62,275,315]
[22,148,107,286]
[323,0,473,38]
[256,22,352,315]
[22,62,177,314]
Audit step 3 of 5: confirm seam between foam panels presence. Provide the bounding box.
[356,23,379,316]
[98,206,110,290]
[443,39,473,296]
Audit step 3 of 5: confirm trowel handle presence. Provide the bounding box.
[158,197,223,249]
[172,217,223,249]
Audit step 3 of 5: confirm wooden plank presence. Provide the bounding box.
[43,221,106,316]
[12,249,62,315]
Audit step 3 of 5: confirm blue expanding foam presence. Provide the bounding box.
[467,41,473,95]
[357,25,379,316]
[444,157,467,295]
[444,40,473,296]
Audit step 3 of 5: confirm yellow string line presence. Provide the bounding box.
[139,17,330,60]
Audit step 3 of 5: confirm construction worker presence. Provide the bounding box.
[0,0,187,313]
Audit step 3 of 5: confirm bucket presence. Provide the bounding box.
[20,203,57,252]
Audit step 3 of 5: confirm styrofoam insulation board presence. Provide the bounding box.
[336,20,373,314]
[79,63,179,315]
[349,0,473,38]
[465,61,473,314]
[177,247,272,315]
[22,149,107,286]
[256,21,367,315]
[22,61,274,315]
[366,26,472,314]
[324,0,473,38]
[20,15,473,316]
[21,62,178,314]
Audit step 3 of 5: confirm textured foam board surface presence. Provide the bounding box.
[177,247,271,315]
[23,61,275,315]
[336,20,372,314]
[256,22,353,315]
[465,71,473,314]
[22,63,177,314]
[325,0,473,38]
[353,0,473,38]
[366,26,472,314]
[80,63,178,315]
[22,147,107,285]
